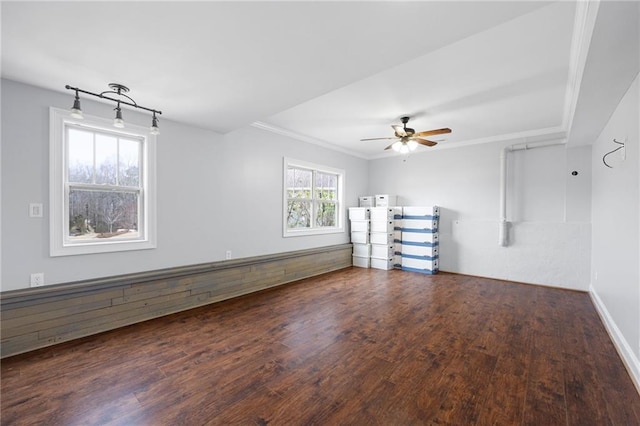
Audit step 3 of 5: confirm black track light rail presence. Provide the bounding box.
[65,85,162,116]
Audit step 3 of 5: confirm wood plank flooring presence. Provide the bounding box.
[2,268,639,425]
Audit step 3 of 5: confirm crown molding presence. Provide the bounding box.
[251,121,370,160]
[562,0,600,137]
[367,126,568,160]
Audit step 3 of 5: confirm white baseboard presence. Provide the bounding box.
[589,285,640,393]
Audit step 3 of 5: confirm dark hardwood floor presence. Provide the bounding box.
[2,268,639,425]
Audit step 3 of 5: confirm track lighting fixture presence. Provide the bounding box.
[65,83,162,135]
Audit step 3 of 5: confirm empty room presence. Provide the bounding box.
[1,1,639,425]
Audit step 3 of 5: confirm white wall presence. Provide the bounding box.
[590,74,640,382]
[0,79,369,290]
[368,140,591,290]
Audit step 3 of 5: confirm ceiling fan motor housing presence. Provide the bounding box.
[400,116,414,134]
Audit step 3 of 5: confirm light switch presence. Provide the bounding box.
[29,203,43,218]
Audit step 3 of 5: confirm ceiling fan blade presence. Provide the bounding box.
[413,138,438,147]
[415,128,452,137]
[391,125,407,137]
[361,137,398,141]
[384,143,396,150]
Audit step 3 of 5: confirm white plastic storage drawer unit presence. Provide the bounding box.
[374,194,397,207]
[370,257,394,270]
[350,220,370,232]
[370,206,402,221]
[351,232,369,244]
[352,255,370,268]
[370,220,394,233]
[348,207,370,221]
[369,232,394,245]
[353,243,371,257]
[400,243,439,258]
[401,257,439,274]
[371,244,394,259]
[402,206,440,217]
[401,231,439,244]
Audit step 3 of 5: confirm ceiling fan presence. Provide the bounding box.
[361,116,451,153]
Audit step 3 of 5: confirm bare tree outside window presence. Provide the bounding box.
[67,127,142,241]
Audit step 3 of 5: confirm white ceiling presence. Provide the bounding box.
[1,1,597,159]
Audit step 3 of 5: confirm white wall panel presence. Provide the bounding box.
[0,79,368,290]
[591,74,640,364]
[368,140,591,290]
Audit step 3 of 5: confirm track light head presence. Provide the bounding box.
[150,113,160,135]
[113,104,125,128]
[70,90,83,119]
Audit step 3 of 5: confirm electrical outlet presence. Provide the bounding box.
[30,273,44,287]
[225,250,232,260]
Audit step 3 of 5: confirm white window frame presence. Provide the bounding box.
[49,107,157,256]
[283,157,344,237]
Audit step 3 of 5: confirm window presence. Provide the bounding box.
[283,158,344,237]
[50,108,156,256]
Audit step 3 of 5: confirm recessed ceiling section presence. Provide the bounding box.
[4,1,551,134]
[261,1,576,158]
[2,1,579,157]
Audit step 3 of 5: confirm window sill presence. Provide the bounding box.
[51,239,156,257]
[283,227,344,238]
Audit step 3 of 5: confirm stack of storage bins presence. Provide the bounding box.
[399,206,439,274]
[369,206,402,270]
[349,207,371,268]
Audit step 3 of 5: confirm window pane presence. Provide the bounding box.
[95,134,118,185]
[68,188,139,240]
[287,168,312,199]
[119,138,140,187]
[287,200,311,228]
[68,128,94,183]
[315,172,337,200]
[316,201,337,227]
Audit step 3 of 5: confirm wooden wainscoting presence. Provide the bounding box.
[0,244,353,358]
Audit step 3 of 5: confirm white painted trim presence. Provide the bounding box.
[563,0,600,137]
[255,120,568,161]
[368,127,568,160]
[282,157,345,238]
[252,121,368,159]
[49,107,157,256]
[589,285,640,394]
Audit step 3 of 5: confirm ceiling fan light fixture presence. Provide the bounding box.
[361,116,451,153]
